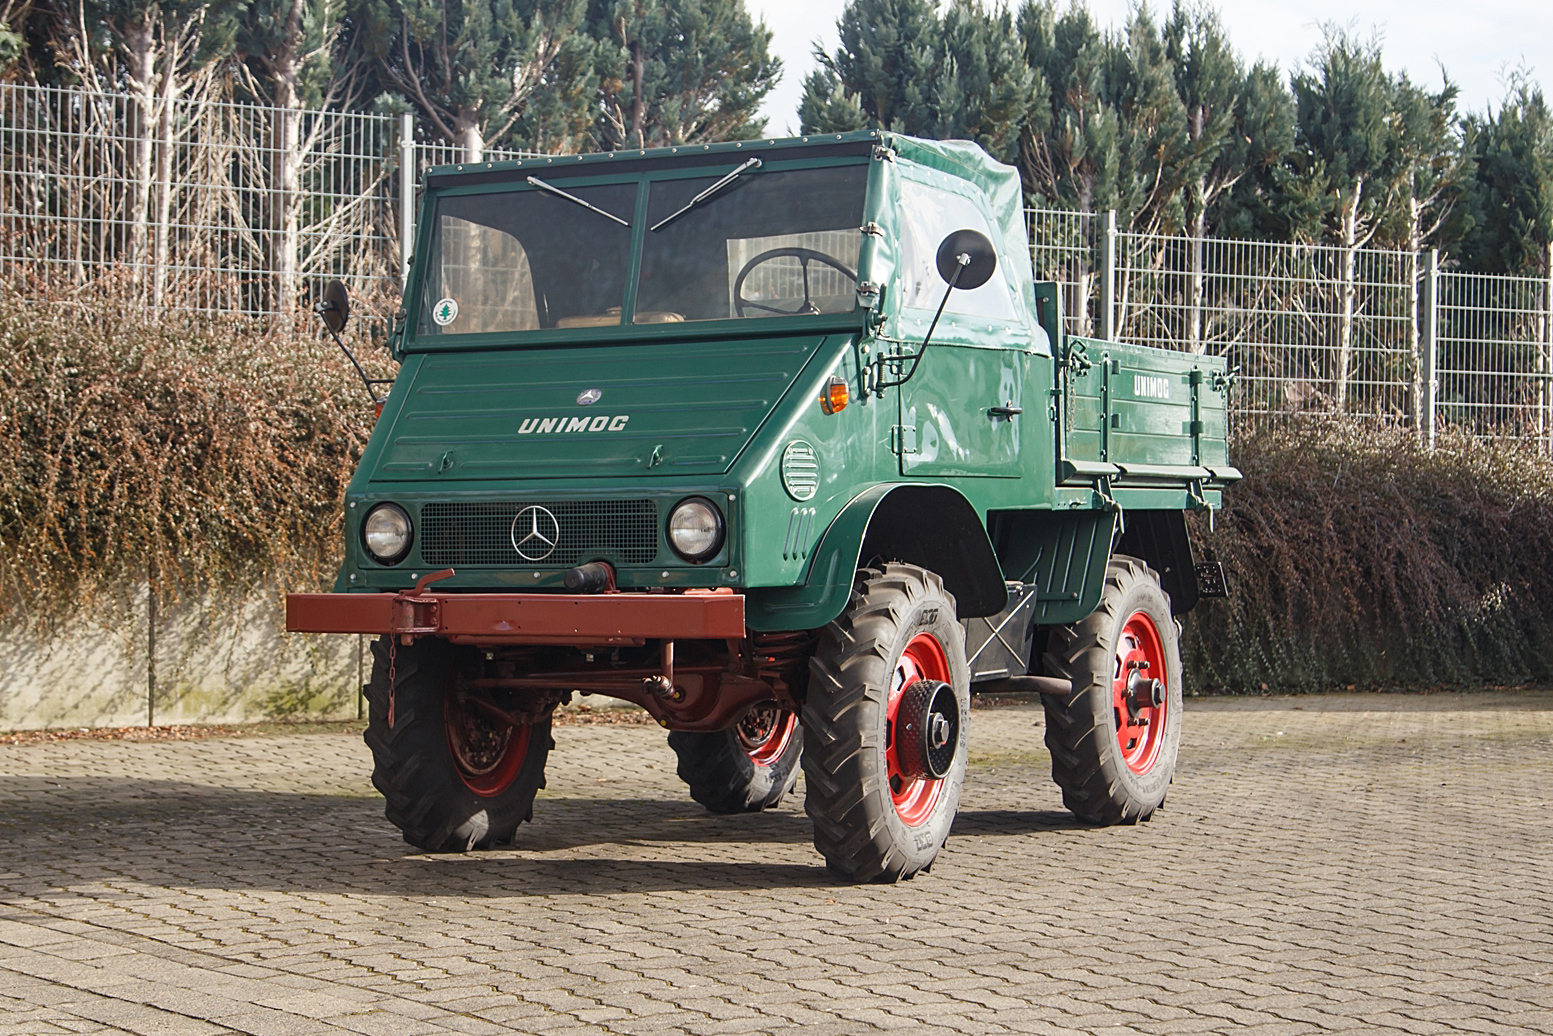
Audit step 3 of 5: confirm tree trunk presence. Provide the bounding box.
[122,21,158,282]
[456,120,484,164]
[629,40,645,148]
[1187,184,1207,355]
[271,13,304,319]
[151,46,179,308]
[1334,178,1364,414]
[1406,199,1424,435]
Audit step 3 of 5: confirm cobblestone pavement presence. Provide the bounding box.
[1,691,1550,1036]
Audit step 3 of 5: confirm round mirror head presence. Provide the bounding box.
[935,229,997,290]
[321,279,350,334]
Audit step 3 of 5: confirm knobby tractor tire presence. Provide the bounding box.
[802,564,970,882]
[1042,555,1183,825]
[668,703,803,813]
[363,636,551,852]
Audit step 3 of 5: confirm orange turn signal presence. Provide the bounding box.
[822,376,850,415]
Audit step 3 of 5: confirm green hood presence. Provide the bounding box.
[370,335,829,481]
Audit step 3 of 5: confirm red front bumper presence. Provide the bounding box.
[285,588,745,646]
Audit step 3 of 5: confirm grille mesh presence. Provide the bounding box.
[420,500,659,566]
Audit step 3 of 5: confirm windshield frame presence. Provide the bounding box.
[404,155,875,352]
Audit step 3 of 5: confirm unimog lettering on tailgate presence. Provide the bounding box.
[1134,375,1171,399]
[517,416,631,434]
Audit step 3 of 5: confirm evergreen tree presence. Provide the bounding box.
[1161,1,1292,348]
[1017,1,1119,216]
[797,67,867,134]
[1106,5,1188,236]
[230,0,375,311]
[1280,28,1398,411]
[589,0,778,150]
[358,0,595,159]
[1461,75,1553,277]
[798,0,1033,163]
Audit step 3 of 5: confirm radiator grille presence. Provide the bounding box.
[420,500,659,566]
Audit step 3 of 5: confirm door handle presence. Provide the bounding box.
[988,404,1023,418]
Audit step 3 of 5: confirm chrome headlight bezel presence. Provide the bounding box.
[361,503,414,565]
[666,496,725,563]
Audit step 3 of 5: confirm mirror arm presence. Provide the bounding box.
[874,256,967,392]
[316,302,383,404]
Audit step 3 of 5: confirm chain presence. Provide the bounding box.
[387,637,398,729]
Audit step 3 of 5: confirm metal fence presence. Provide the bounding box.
[1,76,1548,442]
[0,81,536,321]
[1029,206,1553,443]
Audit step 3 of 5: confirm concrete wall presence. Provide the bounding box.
[0,586,360,731]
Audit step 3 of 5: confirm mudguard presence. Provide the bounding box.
[744,483,1006,632]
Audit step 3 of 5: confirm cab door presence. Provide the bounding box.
[898,345,1028,477]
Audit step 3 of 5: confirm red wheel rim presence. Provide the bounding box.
[1113,611,1168,774]
[736,702,797,767]
[445,693,531,797]
[886,633,952,827]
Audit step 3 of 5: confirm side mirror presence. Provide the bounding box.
[935,230,997,290]
[319,279,351,334]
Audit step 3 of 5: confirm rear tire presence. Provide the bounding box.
[363,636,551,852]
[802,564,969,882]
[1041,555,1182,825]
[668,703,802,813]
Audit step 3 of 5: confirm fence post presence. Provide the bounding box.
[1544,242,1553,453]
[1100,210,1116,342]
[399,113,416,285]
[1421,248,1439,449]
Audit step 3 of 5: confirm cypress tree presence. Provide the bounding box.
[1461,76,1553,277]
[589,0,779,151]
[798,0,1034,163]
[358,0,596,159]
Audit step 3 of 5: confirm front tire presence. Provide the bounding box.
[803,564,970,882]
[363,636,551,852]
[668,703,803,813]
[1041,555,1182,825]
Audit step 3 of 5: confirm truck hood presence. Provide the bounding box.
[372,335,831,481]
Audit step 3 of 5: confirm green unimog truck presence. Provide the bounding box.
[288,130,1238,882]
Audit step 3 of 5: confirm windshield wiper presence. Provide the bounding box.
[649,157,763,232]
[525,176,630,227]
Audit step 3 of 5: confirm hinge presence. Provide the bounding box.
[872,145,896,162]
[861,221,883,237]
[891,424,918,455]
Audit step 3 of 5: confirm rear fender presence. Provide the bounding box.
[744,484,1006,631]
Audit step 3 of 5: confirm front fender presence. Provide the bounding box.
[744,483,1005,632]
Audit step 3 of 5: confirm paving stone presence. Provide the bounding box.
[1,691,1550,1035]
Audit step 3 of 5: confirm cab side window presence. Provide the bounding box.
[897,179,1017,322]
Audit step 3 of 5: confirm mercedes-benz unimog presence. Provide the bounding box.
[287,130,1238,882]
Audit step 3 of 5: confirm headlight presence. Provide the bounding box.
[362,503,413,564]
[667,497,725,562]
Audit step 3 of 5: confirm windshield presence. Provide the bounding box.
[636,164,868,322]
[418,182,635,335]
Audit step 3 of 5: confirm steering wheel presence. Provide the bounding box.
[733,247,858,317]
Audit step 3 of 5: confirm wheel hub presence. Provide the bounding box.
[445,692,531,797]
[894,679,959,780]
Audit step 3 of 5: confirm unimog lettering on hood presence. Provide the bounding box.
[287,129,1240,886]
[516,415,631,434]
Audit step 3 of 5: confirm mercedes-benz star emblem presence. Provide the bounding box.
[576,388,602,406]
[511,505,560,561]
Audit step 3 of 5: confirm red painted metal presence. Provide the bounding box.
[445,691,531,797]
[886,633,950,827]
[1113,611,1168,774]
[736,703,797,766]
[285,588,746,645]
